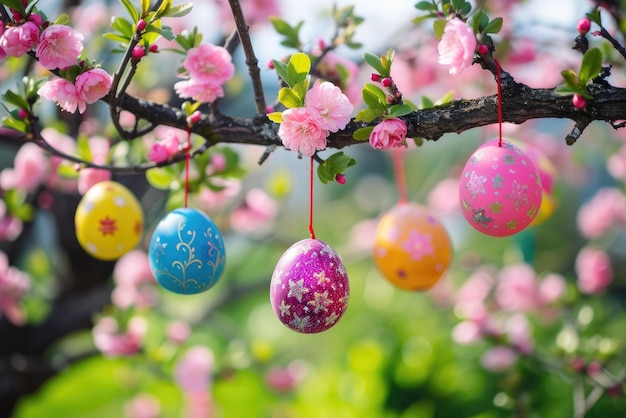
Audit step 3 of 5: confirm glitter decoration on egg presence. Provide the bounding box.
[459,138,543,237]
[373,203,452,291]
[270,238,350,333]
[74,181,144,261]
[149,208,226,295]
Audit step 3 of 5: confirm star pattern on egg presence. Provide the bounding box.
[270,239,350,334]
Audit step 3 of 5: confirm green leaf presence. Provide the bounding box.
[421,96,434,109]
[484,17,503,34]
[389,104,413,118]
[146,167,177,190]
[269,17,303,50]
[155,0,172,18]
[317,152,356,184]
[166,2,193,17]
[560,69,579,88]
[1,116,28,133]
[272,59,289,85]
[361,84,387,112]
[2,89,30,110]
[267,112,283,123]
[119,0,139,22]
[277,87,303,108]
[53,13,70,25]
[76,136,93,162]
[287,52,311,86]
[415,1,437,11]
[433,19,447,40]
[111,16,135,39]
[363,52,386,76]
[578,47,602,86]
[103,33,132,45]
[140,0,151,17]
[0,0,25,14]
[352,126,374,141]
[354,108,383,123]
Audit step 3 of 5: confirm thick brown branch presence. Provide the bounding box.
[116,80,626,153]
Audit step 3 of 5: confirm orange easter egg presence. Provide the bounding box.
[75,181,144,260]
[373,203,452,291]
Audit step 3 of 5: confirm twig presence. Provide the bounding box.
[228,0,266,117]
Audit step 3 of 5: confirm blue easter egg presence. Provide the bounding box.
[148,208,226,294]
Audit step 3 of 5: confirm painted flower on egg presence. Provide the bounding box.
[74,181,143,261]
[270,239,349,333]
[459,139,542,237]
[373,203,452,291]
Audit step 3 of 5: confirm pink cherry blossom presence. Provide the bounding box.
[92,316,147,357]
[111,250,157,310]
[229,188,278,236]
[75,68,112,104]
[437,18,477,76]
[495,264,540,312]
[174,346,214,392]
[505,314,533,354]
[369,117,407,149]
[427,178,461,215]
[0,211,23,242]
[215,0,280,30]
[40,128,79,192]
[166,320,191,345]
[77,167,111,195]
[195,179,241,213]
[452,320,483,344]
[38,77,87,114]
[0,142,49,193]
[575,246,613,294]
[481,346,518,372]
[576,188,626,239]
[124,393,161,418]
[174,78,225,103]
[147,130,181,163]
[278,107,328,156]
[0,22,40,57]
[0,251,31,325]
[35,24,84,70]
[304,80,353,132]
[182,43,234,84]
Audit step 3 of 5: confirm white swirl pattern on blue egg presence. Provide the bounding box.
[149,208,226,294]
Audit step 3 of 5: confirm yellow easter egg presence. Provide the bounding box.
[373,203,452,291]
[75,181,144,260]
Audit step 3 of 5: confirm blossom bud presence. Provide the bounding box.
[478,44,489,55]
[267,60,275,69]
[572,93,586,109]
[132,46,145,60]
[335,174,346,185]
[28,13,43,27]
[381,77,392,87]
[149,44,158,53]
[136,19,147,32]
[187,110,202,125]
[370,73,381,82]
[577,17,591,36]
[17,109,28,119]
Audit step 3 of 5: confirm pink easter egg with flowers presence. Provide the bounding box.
[459,138,542,237]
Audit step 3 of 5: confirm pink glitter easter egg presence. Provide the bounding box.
[270,239,349,333]
[459,138,542,237]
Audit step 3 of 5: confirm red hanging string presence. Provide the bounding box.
[392,148,408,204]
[184,126,191,208]
[308,156,316,239]
[496,59,503,147]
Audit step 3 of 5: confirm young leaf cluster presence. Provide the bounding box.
[317,152,356,184]
[267,53,312,122]
[104,0,189,51]
[557,48,603,99]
